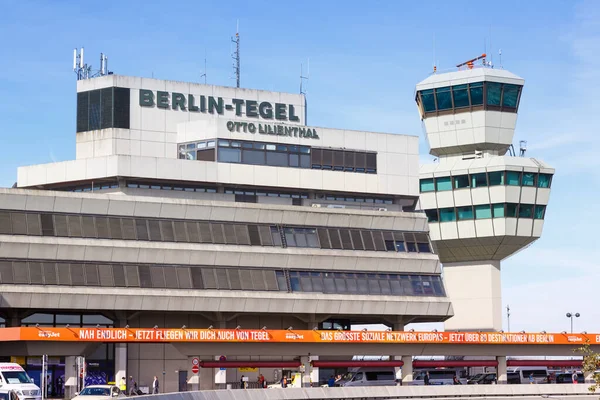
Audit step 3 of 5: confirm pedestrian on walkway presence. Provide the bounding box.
[152,376,159,394]
[129,376,138,396]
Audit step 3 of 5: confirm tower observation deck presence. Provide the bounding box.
[415,61,555,331]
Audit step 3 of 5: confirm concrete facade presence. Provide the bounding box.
[1,75,449,391]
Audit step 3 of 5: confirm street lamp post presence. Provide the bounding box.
[566,312,580,333]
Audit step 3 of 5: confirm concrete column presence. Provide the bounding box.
[114,344,127,388]
[443,261,502,331]
[64,357,77,399]
[300,356,311,387]
[497,356,507,384]
[401,356,413,384]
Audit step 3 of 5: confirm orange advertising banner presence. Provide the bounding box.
[0,327,597,345]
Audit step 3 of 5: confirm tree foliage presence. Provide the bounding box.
[576,341,600,392]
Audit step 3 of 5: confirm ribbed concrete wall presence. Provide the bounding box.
[137,384,596,400]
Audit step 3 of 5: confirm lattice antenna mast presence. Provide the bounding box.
[300,58,309,95]
[231,21,240,88]
[73,47,110,80]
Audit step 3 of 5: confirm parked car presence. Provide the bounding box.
[467,373,496,385]
[555,373,584,384]
[72,385,125,400]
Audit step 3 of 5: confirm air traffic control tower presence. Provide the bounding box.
[415,56,555,331]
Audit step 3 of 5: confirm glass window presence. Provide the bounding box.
[230,141,241,148]
[488,171,504,186]
[218,139,230,147]
[474,204,492,219]
[492,203,505,218]
[502,84,520,107]
[218,147,241,163]
[207,140,215,148]
[266,152,288,167]
[395,241,406,252]
[289,153,299,167]
[265,144,276,151]
[417,242,431,253]
[534,205,546,219]
[420,89,436,112]
[518,204,534,218]
[453,175,469,189]
[439,208,456,222]
[486,82,502,106]
[471,173,487,188]
[506,203,518,217]
[420,178,435,192]
[254,142,265,150]
[197,142,207,149]
[300,154,310,168]
[457,206,474,220]
[538,173,552,188]
[452,84,469,108]
[241,142,253,149]
[522,173,535,187]
[469,82,484,105]
[506,171,521,186]
[435,86,452,110]
[425,209,439,223]
[436,176,452,191]
[242,149,265,165]
[406,242,417,252]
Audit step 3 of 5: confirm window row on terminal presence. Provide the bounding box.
[178,139,377,174]
[0,260,444,297]
[420,171,552,192]
[424,203,546,223]
[415,81,523,117]
[0,210,432,253]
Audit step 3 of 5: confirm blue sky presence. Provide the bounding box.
[1,0,598,332]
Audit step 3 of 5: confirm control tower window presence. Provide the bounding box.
[535,205,546,219]
[522,172,536,187]
[420,178,435,192]
[486,82,502,106]
[439,208,456,222]
[506,171,521,186]
[492,203,505,218]
[469,82,484,105]
[488,171,505,186]
[538,173,552,188]
[453,175,469,189]
[502,84,520,107]
[435,176,452,191]
[457,206,474,220]
[518,204,534,218]
[452,84,470,108]
[475,204,492,219]
[420,89,436,112]
[471,173,488,188]
[435,86,452,110]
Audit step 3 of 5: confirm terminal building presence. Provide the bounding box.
[0,74,452,391]
[415,65,554,332]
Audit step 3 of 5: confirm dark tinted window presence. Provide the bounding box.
[76,87,130,132]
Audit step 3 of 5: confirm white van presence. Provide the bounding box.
[0,389,19,400]
[507,367,549,384]
[0,364,41,400]
[341,367,397,387]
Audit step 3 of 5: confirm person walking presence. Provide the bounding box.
[453,375,461,385]
[129,376,138,396]
[119,377,126,393]
[424,371,430,386]
[529,373,534,384]
[572,371,578,384]
[152,376,159,394]
[258,374,265,389]
[240,375,246,389]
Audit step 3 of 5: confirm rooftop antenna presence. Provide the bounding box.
[200,49,207,84]
[499,48,503,69]
[73,47,110,80]
[432,34,437,73]
[519,140,527,157]
[231,20,240,88]
[300,58,309,95]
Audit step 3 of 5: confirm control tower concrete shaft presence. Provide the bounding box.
[415,65,554,331]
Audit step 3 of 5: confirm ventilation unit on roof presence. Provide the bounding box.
[327,204,346,209]
[311,203,322,208]
[378,207,388,212]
